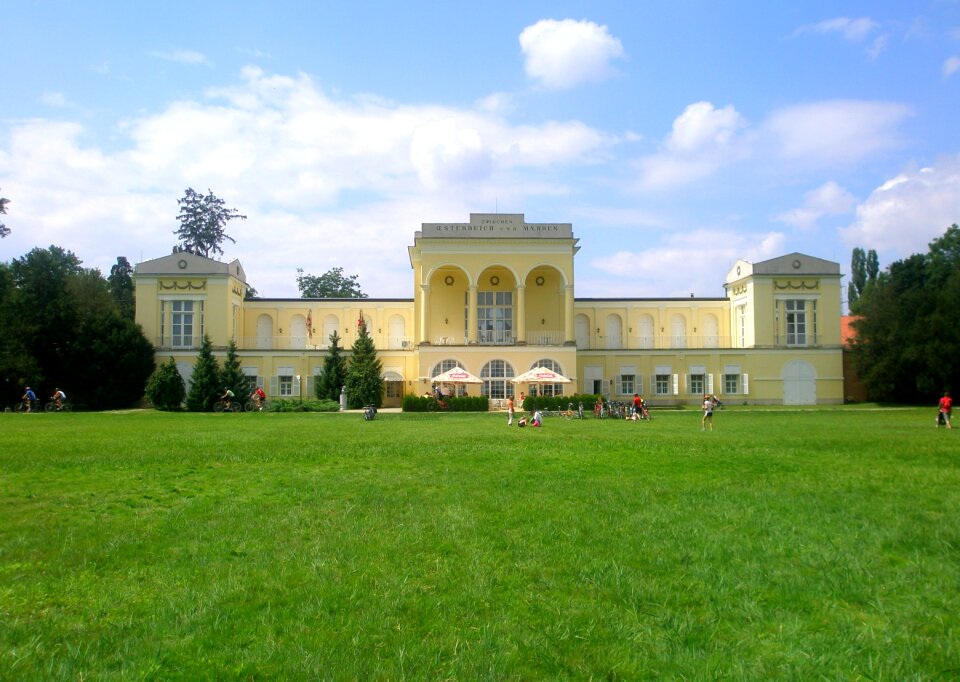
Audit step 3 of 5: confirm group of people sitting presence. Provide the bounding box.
[517,408,543,428]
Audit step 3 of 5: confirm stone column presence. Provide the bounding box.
[419,284,431,344]
[467,284,478,344]
[564,285,575,344]
[515,284,526,344]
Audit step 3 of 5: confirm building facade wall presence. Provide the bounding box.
[134,214,845,407]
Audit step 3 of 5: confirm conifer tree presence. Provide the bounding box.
[220,339,252,402]
[186,334,221,411]
[344,317,383,408]
[146,357,186,410]
[316,330,347,401]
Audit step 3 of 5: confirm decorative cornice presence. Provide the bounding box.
[774,280,819,291]
[731,284,748,296]
[159,280,207,291]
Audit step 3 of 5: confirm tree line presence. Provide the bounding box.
[147,319,383,411]
[0,247,153,410]
[850,224,960,403]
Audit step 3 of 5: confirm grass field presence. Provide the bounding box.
[1,406,958,680]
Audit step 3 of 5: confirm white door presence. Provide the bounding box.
[782,360,816,405]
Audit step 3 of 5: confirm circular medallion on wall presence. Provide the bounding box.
[535,275,545,286]
[792,259,802,269]
[444,275,454,286]
[177,259,188,270]
[490,275,500,285]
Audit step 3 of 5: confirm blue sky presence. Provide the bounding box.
[2,1,959,304]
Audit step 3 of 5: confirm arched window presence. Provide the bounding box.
[671,314,687,349]
[431,358,467,396]
[530,358,566,397]
[481,359,515,399]
[256,314,273,349]
[290,315,307,349]
[322,315,339,348]
[575,314,590,348]
[638,314,655,349]
[701,313,719,348]
[605,314,622,349]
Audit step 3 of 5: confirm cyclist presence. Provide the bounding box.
[218,386,236,411]
[250,385,266,410]
[22,386,37,413]
[51,387,66,411]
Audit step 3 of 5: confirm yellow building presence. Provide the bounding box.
[134,213,844,407]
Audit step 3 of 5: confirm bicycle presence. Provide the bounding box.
[44,400,72,413]
[14,400,37,413]
[244,399,269,412]
[214,398,241,413]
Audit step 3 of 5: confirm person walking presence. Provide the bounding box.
[701,394,715,431]
[506,394,515,425]
[938,391,952,429]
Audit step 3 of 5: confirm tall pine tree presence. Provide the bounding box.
[186,334,222,411]
[344,317,383,408]
[220,339,252,402]
[316,330,347,401]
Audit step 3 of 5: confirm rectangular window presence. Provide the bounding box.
[477,290,513,344]
[724,374,740,394]
[690,374,705,395]
[618,374,635,395]
[172,300,194,348]
[385,382,401,398]
[785,299,806,346]
[737,304,747,347]
[279,375,294,397]
[655,374,670,395]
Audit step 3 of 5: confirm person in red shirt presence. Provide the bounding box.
[938,391,952,429]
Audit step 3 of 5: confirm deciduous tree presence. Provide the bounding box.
[174,188,246,258]
[0,188,9,238]
[146,358,186,410]
[297,267,367,298]
[108,256,135,320]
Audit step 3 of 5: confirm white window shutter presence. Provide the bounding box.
[294,376,301,396]
[306,376,315,397]
[742,373,749,395]
[707,373,714,394]
[672,374,679,395]
[684,374,689,393]
[270,376,278,396]
[637,376,643,395]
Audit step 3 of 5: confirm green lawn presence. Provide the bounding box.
[1,407,958,680]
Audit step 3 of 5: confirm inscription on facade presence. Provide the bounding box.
[422,213,572,239]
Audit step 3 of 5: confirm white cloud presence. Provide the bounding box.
[775,181,855,229]
[148,49,211,66]
[765,100,911,165]
[409,119,492,189]
[839,155,960,258]
[40,92,70,108]
[0,67,616,296]
[634,102,749,190]
[944,56,960,78]
[666,102,745,152]
[519,19,625,89]
[588,230,786,297]
[797,17,879,42]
